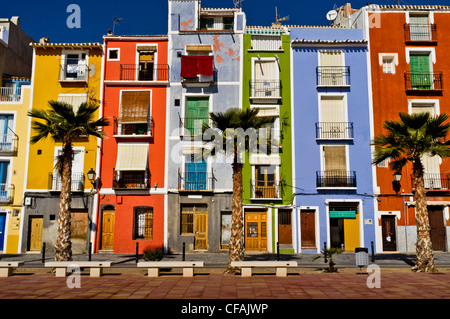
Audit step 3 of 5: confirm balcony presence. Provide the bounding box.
[250,80,281,103]
[0,87,21,102]
[0,132,18,155]
[113,118,154,139]
[411,173,450,191]
[0,184,14,204]
[316,67,350,87]
[405,72,443,92]
[113,169,150,190]
[316,122,354,140]
[60,64,88,82]
[178,170,214,192]
[120,64,169,82]
[179,115,209,138]
[404,24,437,43]
[252,182,280,199]
[51,173,85,192]
[316,171,357,189]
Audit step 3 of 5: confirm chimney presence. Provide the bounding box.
[39,37,50,44]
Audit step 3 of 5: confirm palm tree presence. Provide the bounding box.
[372,112,450,272]
[29,100,109,261]
[203,108,273,273]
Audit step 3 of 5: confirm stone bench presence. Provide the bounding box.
[230,261,298,277]
[45,261,113,277]
[0,261,24,277]
[137,261,205,277]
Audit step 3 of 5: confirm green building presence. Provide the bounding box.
[241,25,295,254]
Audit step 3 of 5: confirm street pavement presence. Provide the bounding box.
[2,251,450,310]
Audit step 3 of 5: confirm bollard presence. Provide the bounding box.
[41,242,46,263]
[277,242,280,261]
[371,241,375,263]
[89,242,92,261]
[136,242,139,263]
[324,242,327,263]
[182,242,185,261]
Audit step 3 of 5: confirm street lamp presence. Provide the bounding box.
[392,170,402,194]
[393,170,402,182]
[87,168,96,186]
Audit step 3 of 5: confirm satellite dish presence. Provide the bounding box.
[326,10,338,21]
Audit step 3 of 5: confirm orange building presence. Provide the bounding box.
[338,4,450,252]
[94,34,169,253]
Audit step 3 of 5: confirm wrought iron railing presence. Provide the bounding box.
[120,64,169,81]
[0,183,14,203]
[0,87,21,102]
[178,170,215,191]
[113,118,154,137]
[252,182,280,199]
[51,173,85,191]
[316,122,354,140]
[0,132,18,154]
[316,66,350,86]
[250,80,281,99]
[316,171,357,188]
[411,173,450,190]
[113,169,150,189]
[60,63,88,82]
[405,72,443,91]
[404,23,437,42]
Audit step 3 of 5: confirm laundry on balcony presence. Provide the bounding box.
[181,55,214,78]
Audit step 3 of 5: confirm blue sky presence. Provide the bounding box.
[2,0,448,43]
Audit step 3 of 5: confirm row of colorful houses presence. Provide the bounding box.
[1,1,450,256]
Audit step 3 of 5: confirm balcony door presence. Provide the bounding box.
[185,155,207,191]
[185,97,209,136]
[410,53,431,89]
[254,59,278,98]
[0,161,9,201]
[319,50,345,86]
[409,14,431,41]
[53,148,84,191]
[255,165,277,198]
[139,51,155,81]
[0,115,13,152]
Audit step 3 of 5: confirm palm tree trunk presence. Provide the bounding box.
[412,159,437,272]
[54,141,73,261]
[226,142,244,273]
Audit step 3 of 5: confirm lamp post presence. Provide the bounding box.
[87,168,96,187]
[87,168,96,259]
[393,170,402,194]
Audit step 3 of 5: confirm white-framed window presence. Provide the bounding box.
[53,146,85,191]
[317,94,351,140]
[60,51,88,82]
[117,90,152,136]
[251,57,280,99]
[317,50,349,86]
[107,48,120,61]
[57,94,88,113]
[379,53,398,74]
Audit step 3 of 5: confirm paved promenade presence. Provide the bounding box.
[1,252,450,314]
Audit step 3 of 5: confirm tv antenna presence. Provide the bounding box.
[233,0,244,9]
[275,7,289,24]
[112,17,123,35]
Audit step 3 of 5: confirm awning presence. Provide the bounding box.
[115,144,149,171]
[330,211,356,218]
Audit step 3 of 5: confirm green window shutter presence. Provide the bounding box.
[186,97,209,135]
[410,54,431,88]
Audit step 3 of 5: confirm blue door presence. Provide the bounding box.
[186,159,207,191]
[0,213,6,251]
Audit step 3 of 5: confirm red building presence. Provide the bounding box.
[339,4,450,253]
[94,34,169,253]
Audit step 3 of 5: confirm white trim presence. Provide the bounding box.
[317,92,348,123]
[106,48,120,61]
[407,98,440,115]
[405,47,436,64]
[375,210,401,253]
[298,206,320,253]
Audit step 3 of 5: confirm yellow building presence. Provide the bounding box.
[22,39,103,254]
[0,82,31,253]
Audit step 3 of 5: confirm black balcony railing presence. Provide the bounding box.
[250,80,281,99]
[316,66,350,86]
[411,173,450,190]
[404,24,437,42]
[178,170,214,191]
[316,122,354,140]
[113,169,150,189]
[316,171,357,188]
[120,64,169,81]
[405,72,443,91]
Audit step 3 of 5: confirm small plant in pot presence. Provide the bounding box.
[312,247,343,272]
[143,248,164,261]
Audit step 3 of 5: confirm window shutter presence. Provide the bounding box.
[323,146,346,171]
[119,91,150,123]
[320,96,345,122]
[320,51,343,67]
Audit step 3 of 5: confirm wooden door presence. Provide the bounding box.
[429,206,446,251]
[381,216,397,251]
[300,210,316,248]
[101,210,115,250]
[410,53,431,88]
[343,216,360,251]
[28,216,43,251]
[278,209,292,245]
[194,210,208,250]
[245,212,267,251]
[70,211,88,253]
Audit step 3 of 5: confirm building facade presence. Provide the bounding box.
[291,26,376,253]
[338,4,450,253]
[94,34,169,254]
[241,25,295,253]
[166,0,246,253]
[22,39,103,254]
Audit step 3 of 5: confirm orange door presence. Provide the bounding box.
[101,210,115,250]
[245,212,267,251]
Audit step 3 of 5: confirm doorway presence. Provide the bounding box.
[245,210,267,251]
[300,209,316,249]
[278,209,292,245]
[329,203,360,251]
[381,215,397,251]
[428,206,446,251]
[28,216,43,251]
[101,209,115,250]
[0,213,6,251]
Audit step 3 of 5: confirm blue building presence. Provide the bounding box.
[290,27,376,253]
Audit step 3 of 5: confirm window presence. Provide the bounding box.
[184,96,209,136]
[53,147,85,191]
[107,49,120,61]
[318,145,356,188]
[0,114,15,153]
[180,204,207,235]
[254,165,278,198]
[60,52,88,81]
[252,59,280,99]
[0,160,11,203]
[185,155,207,191]
[409,52,432,89]
[318,50,349,86]
[408,14,432,41]
[114,143,150,189]
[138,51,155,81]
[181,55,214,82]
[58,94,87,113]
[134,207,153,240]
[251,35,283,51]
[317,95,352,139]
[118,91,151,136]
[199,16,234,31]
[382,57,395,74]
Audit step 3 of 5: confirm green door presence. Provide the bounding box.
[410,54,431,89]
[186,97,209,136]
